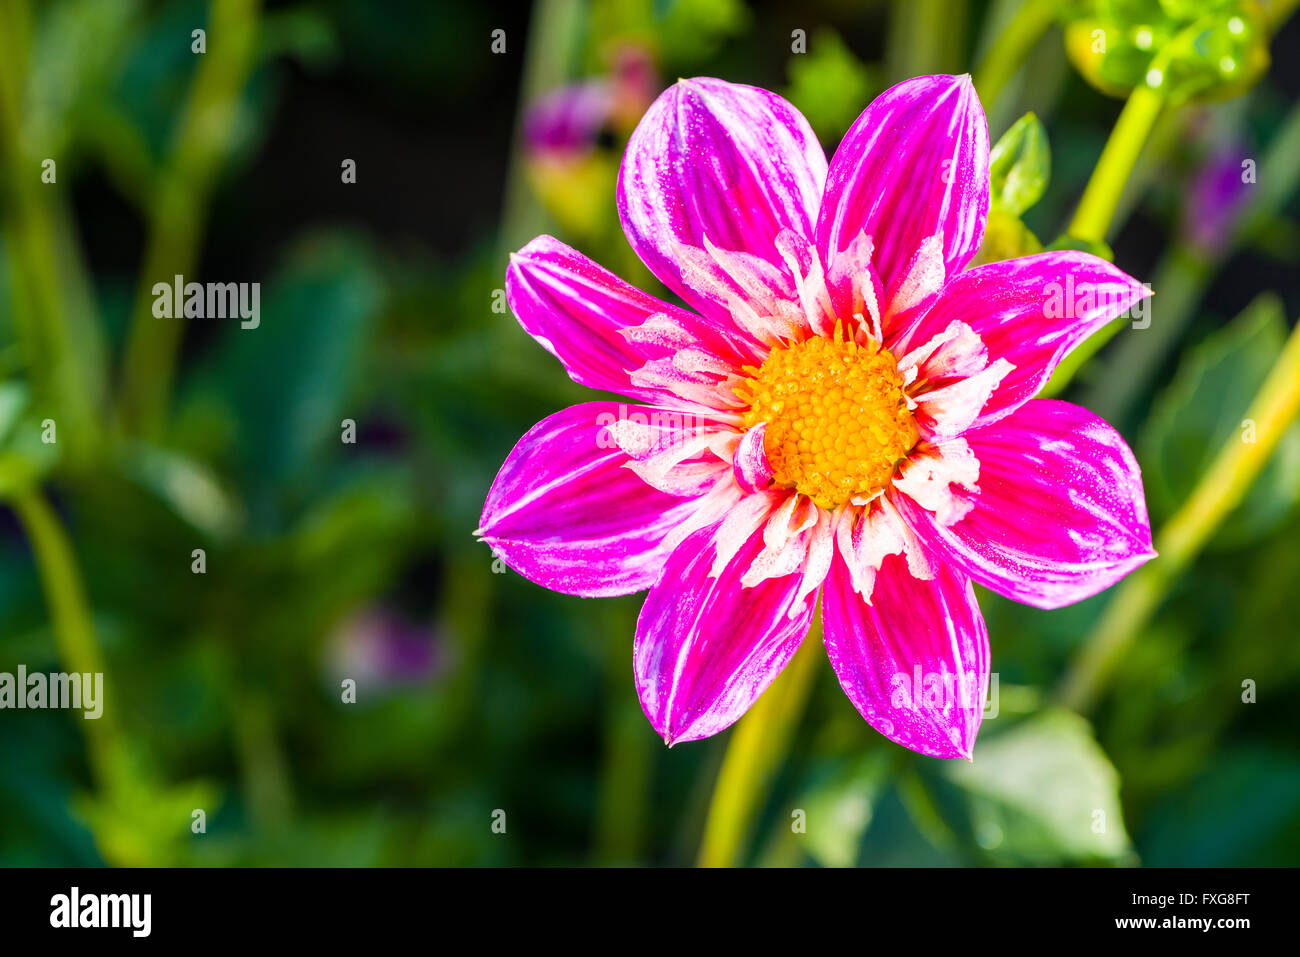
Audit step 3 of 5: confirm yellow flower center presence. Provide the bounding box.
[736,330,918,509]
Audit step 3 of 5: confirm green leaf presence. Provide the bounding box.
[0,385,60,498]
[656,0,749,65]
[0,382,27,444]
[791,752,892,868]
[116,442,245,540]
[75,774,221,867]
[186,233,383,488]
[1141,293,1300,545]
[941,710,1132,864]
[989,112,1050,216]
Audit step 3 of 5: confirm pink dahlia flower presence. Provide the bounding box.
[479,75,1155,758]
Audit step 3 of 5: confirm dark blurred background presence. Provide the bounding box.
[1,0,1298,866]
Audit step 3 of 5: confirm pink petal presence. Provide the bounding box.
[478,402,722,597]
[894,251,1152,428]
[893,438,980,526]
[732,423,774,493]
[816,74,988,322]
[898,320,1014,440]
[635,517,819,745]
[507,236,750,405]
[823,550,989,759]
[899,399,1156,610]
[617,77,827,325]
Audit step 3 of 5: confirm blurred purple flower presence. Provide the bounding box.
[522,46,658,159]
[327,608,442,692]
[1184,146,1252,257]
[523,81,613,156]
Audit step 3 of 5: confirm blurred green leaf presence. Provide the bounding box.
[989,112,1051,216]
[0,723,102,866]
[1141,292,1300,545]
[791,751,892,867]
[116,442,246,540]
[784,29,876,142]
[656,0,748,66]
[941,710,1132,864]
[0,384,60,498]
[26,0,141,153]
[258,6,340,68]
[188,233,384,490]
[75,769,220,867]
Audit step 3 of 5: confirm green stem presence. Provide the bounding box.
[229,687,293,827]
[697,613,822,867]
[973,0,1054,112]
[1067,0,1299,247]
[117,0,261,438]
[0,0,105,466]
[8,486,199,867]
[1068,82,1164,243]
[1049,94,1300,402]
[1058,315,1300,712]
[8,486,124,786]
[593,608,652,864]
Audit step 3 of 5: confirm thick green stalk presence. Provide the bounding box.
[1058,316,1300,712]
[697,614,822,867]
[1068,83,1165,243]
[10,485,203,866]
[118,0,260,438]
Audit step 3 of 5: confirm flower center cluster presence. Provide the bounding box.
[736,331,918,509]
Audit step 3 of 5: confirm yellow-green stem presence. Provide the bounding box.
[118,0,260,437]
[697,614,822,867]
[0,0,105,465]
[8,486,125,786]
[1048,92,1300,400]
[1068,83,1164,244]
[1058,316,1300,712]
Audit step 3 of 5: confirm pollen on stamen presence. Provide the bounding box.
[734,324,918,509]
